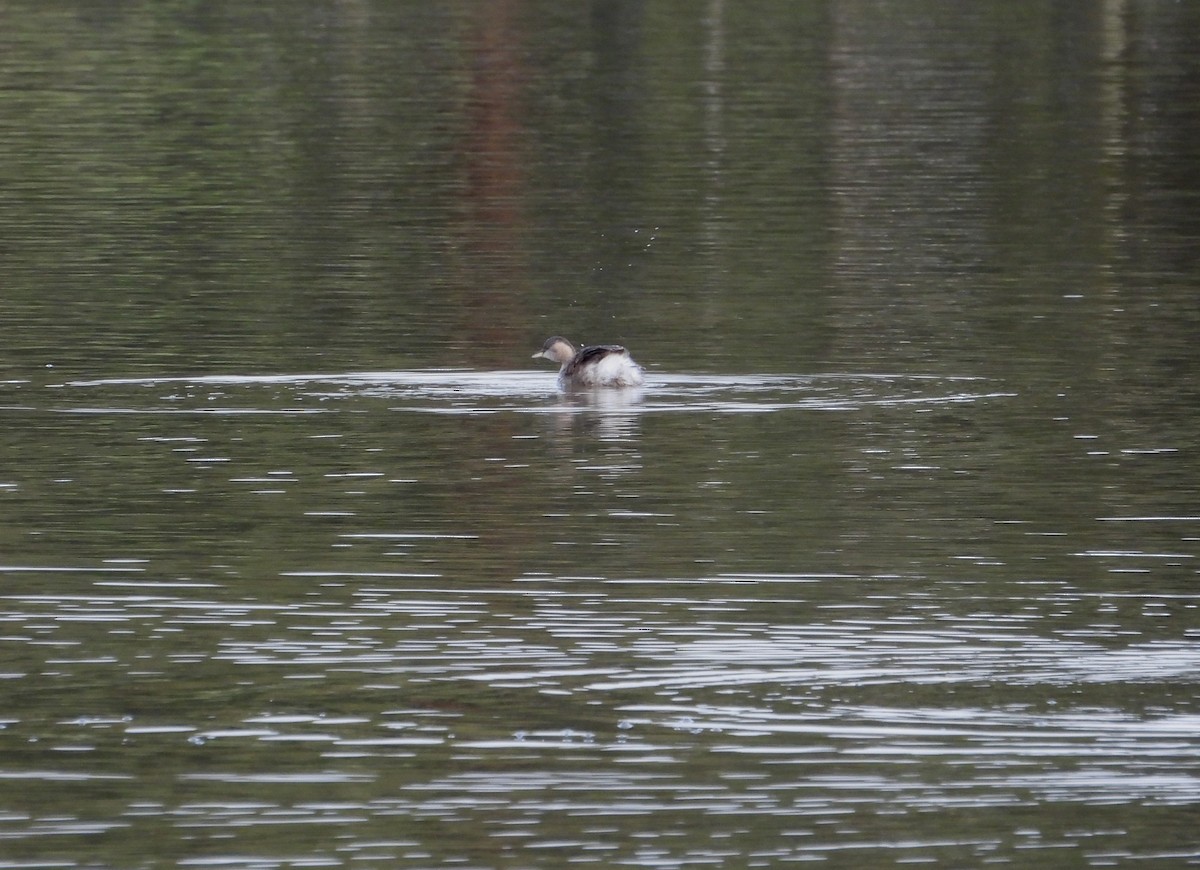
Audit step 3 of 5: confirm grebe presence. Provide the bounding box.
[531,336,645,388]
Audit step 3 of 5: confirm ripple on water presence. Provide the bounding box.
[3,372,1193,866]
[59,368,1013,416]
[0,567,1196,865]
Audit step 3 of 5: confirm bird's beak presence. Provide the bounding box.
[531,351,546,360]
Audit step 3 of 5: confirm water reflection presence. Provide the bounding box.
[3,0,1200,867]
[538,387,646,443]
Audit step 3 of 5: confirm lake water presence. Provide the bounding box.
[2,2,1199,868]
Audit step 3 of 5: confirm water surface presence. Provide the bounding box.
[1,2,1199,868]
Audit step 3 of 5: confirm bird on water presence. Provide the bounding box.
[531,336,646,388]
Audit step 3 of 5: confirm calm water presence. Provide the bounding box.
[2,2,1199,868]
